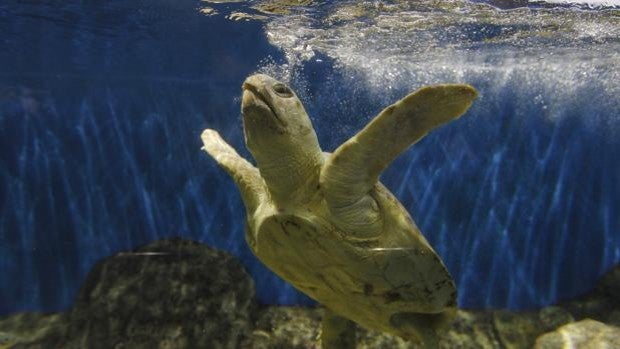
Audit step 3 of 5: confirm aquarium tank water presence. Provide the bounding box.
[0,0,618,317]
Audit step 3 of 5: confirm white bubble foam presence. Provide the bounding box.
[261,1,619,130]
[533,0,620,8]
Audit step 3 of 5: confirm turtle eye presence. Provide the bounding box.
[273,83,293,98]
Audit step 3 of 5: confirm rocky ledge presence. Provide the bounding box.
[0,238,618,348]
[0,238,256,349]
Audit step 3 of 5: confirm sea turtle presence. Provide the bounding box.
[201,74,477,348]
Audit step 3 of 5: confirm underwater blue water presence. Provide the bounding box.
[0,0,618,315]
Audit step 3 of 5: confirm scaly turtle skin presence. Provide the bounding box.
[201,74,477,347]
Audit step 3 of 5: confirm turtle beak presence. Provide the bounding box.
[241,82,270,116]
[241,84,258,107]
[241,81,287,128]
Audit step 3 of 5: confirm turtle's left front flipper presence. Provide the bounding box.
[320,84,478,210]
[201,129,265,213]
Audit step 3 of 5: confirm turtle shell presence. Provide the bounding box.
[247,182,456,340]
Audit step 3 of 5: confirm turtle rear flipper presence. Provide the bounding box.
[321,308,356,349]
[389,309,457,349]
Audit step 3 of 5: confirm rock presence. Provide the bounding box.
[249,305,418,349]
[539,306,574,331]
[357,326,416,349]
[64,238,256,349]
[246,268,620,349]
[440,310,500,349]
[596,265,620,300]
[609,311,620,326]
[249,307,506,349]
[560,264,620,324]
[1,250,618,349]
[0,313,66,349]
[251,306,321,349]
[493,310,543,349]
[534,319,620,349]
[0,238,256,349]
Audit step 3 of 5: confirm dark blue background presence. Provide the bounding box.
[0,0,618,315]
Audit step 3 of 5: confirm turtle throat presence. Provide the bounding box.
[258,148,323,207]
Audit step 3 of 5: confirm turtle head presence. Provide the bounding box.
[241,74,316,151]
[241,74,322,205]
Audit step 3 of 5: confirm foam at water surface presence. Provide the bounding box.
[534,0,620,8]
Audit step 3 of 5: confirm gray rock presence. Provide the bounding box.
[251,306,322,349]
[440,311,500,349]
[1,252,618,349]
[493,310,543,349]
[249,305,420,349]
[609,311,620,326]
[252,260,620,349]
[0,238,256,349]
[539,306,574,331]
[63,238,256,349]
[0,313,66,349]
[0,313,63,338]
[534,319,620,349]
[560,265,620,323]
[597,265,620,300]
[250,307,502,349]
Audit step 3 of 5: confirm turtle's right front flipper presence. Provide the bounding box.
[321,84,478,211]
[201,129,265,213]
